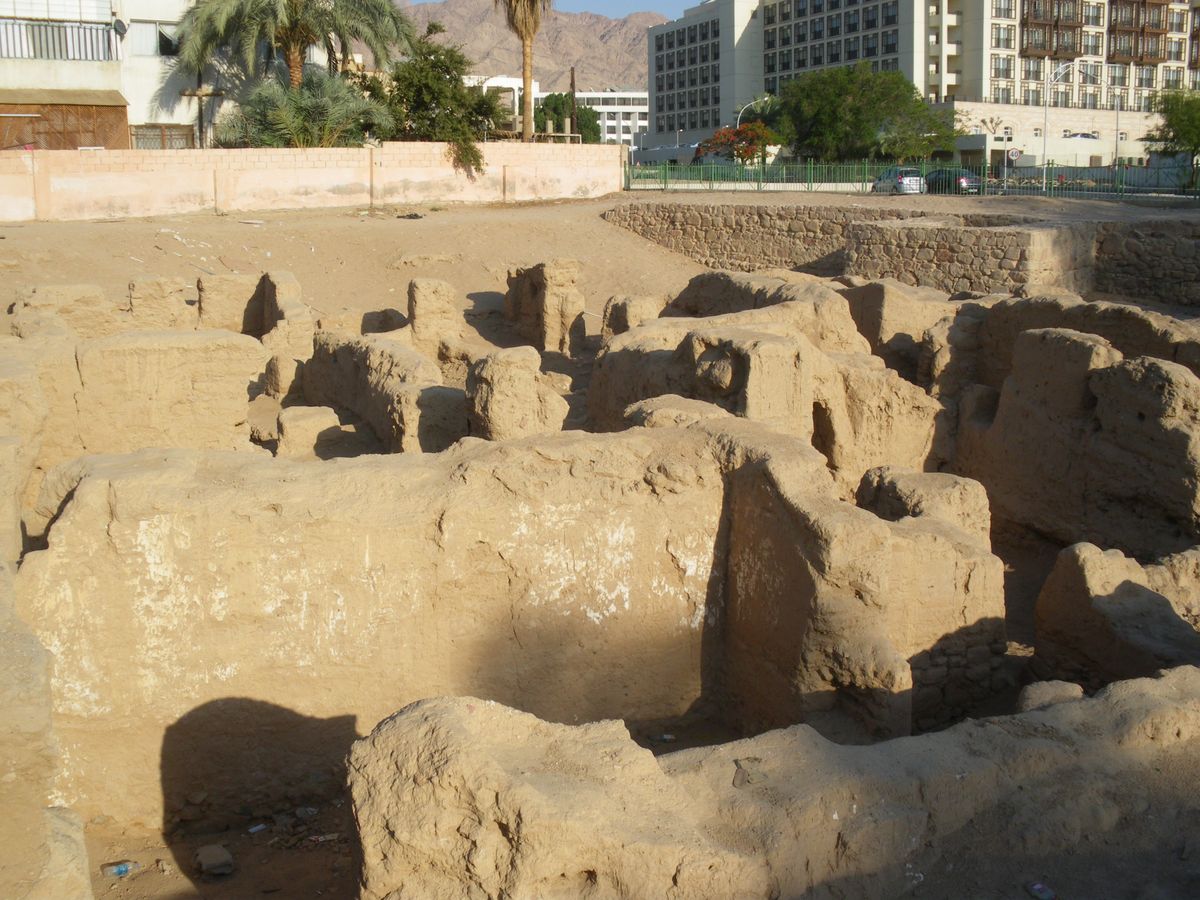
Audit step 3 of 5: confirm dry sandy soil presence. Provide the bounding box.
[7,191,1197,900]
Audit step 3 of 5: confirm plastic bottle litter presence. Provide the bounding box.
[100,860,142,878]
[248,823,268,834]
[1025,882,1057,900]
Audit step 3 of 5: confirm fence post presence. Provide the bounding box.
[662,162,668,192]
[807,158,813,191]
[983,161,990,196]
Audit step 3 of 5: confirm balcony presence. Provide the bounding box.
[946,40,962,54]
[1023,0,1054,24]
[0,18,120,61]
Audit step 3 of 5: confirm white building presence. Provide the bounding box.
[559,89,649,147]
[645,0,1200,165]
[0,0,206,149]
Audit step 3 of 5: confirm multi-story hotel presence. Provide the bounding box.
[646,0,1200,165]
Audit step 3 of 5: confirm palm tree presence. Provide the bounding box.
[493,0,552,142]
[177,0,413,91]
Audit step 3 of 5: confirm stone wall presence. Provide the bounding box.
[602,203,920,273]
[1094,221,1200,306]
[606,202,1198,303]
[843,218,1034,293]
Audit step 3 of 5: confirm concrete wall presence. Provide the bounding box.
[0,142,625,221]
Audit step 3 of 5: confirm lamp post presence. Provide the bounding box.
[736,96,770,128]
[1042,60,1076,192]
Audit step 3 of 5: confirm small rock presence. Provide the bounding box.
[194,844,235,876]
[1017,681,1084,712]
[155,858,174,876]
[295,806,319,819]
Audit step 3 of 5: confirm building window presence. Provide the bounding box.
[688,24,697,43]
[991,24,1015,49]
[1082,2,1103,26]
[883,29,898,54]
[796,46,808,67]
[796,22,807,41]
[1164,67,1184,89]
[991,54,1014,79]
[812,18,824,39]
[1168,38,1185,62]
[882,1,898,26]
[1081,31,1102,56]
[765,3,777,24]
[780,47,793,69]
[795,0,807,15]
[1136,65,1155,89]
[828,14,841,36]
[712,41,720,60]
[711,18,719,38]
[827,39,841,62]
[846,10,859,32]
[1168,10,1186,33]
[864,32,878,56]
[765,28,777,49]
[992,84,1013,103]
[129,20,180,57]
[1022,57,1043,81]
[992,0,1015,17]
[846,36,860,59]
[811,44,824,65]
[780,24,792,45]
[699,21,709,40]
[1108,64,1128,87]
[864,6,878,28]
[812,0,824,13]
[1032,127,1042,138]
[765,52,777,73]
[1022,87,1042,105]
[655,34,664,52]
[1079,61,1101,84]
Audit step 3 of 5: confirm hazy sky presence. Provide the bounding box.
[405,1,691,19]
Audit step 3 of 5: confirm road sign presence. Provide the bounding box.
[1007,147,1022,161]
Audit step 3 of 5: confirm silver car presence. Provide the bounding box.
[871,166,927,194]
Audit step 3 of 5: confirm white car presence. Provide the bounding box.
[871,166,927,194]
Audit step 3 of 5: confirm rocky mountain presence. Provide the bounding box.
[394,0,664,91]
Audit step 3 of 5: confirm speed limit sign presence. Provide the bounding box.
[1007,147,1022,161]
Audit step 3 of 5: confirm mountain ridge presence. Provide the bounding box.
[394,0,663,92]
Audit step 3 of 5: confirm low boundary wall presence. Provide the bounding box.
[0,142,625,222]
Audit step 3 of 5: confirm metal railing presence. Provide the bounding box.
[0,19,120,62]
[625,159,1200,199]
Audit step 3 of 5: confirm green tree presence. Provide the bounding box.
[494,0,553,142]
[534,92,601,143]
[215,67,391,147]
[780,63,941,160]
[177,0,413,90]
[698,122,780,164]
[877,103,960,162]
[1146,90,1200,190]
[355,24,502,174]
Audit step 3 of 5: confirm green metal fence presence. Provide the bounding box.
[625,160,1200,200]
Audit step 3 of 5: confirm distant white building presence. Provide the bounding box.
[538,89,649,147]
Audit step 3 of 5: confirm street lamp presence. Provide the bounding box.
[736,96,770,128]
[1042,60,1076,192]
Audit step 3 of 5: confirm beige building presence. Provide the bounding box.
[646,0,1199,164]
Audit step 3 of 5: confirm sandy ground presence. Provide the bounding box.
[6,192,1196,900]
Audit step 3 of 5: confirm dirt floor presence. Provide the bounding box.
[8,191,1197,900]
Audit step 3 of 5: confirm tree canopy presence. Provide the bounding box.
[215,67,391,147]
[779,63,958,161]
[1146,90,1200,188]
[177,0,413,89]
[697,122,780,164]
[535,93,601,143]
[355,23,502,173]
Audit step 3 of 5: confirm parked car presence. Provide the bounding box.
[925,167,983,194]
[871,166,926,194]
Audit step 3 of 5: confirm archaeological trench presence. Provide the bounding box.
[3,201,1200,899]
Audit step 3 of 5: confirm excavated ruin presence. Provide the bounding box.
[2,203,1200,899]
